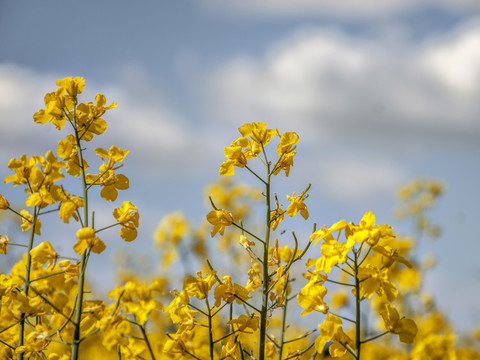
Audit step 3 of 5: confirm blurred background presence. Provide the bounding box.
[0,0,479,333]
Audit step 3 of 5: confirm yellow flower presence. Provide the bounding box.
[380,304,418,344]
[74,227,106,254]
[154,211,189,246]
[4,154,42,187]
[220,144,248,176]
[86,166,129,201]
[347,211,395,246]
[57,134,87,177]
[95,145,129,168]
[315,238,352,274]
[30,241,58,270]
[164,333,187,354]
[20,210,42,235]
[183,271,217,300]
[214,275,251,307]
[15,324,49,356]
[238,122,276,155]
[169,305,197,334]
[75,94,115,141]
[113,201,139,241]
[372,244,413,268]
[206,209,234,236]
[221,338,241,359]
[273,150,296,177]
[58,195,83,224]
[0,194,10,211]
[33,87,71,130]
[310,220,348,245]
[246,263,262,292]
[273,131,300,176]
[58,260,79,280]
[315,314,353,357]
[0,235,9,255]
[25,188,57,209]
[270,206,285,230]
[297,280,329,316]
[357,265,398,302]
[276,131,299,155]
[56,76,85,96]
[227,314,259,332]
[239,234,256,259]
[286,190,309,219]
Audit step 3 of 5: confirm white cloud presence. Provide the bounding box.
[201,0,480,18]
[206,24,480,144]
[320,157,407,202]
[418,23,480,94]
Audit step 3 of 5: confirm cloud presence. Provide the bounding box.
[201,0,480,19]
[319,157,407,202]
[206,23,480,146]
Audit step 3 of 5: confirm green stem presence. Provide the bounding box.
[71,103,89,360]
[354,249,361,360]
[259,168,272,360]
[361,330,389,344]
[17,206,37,360]
[206,297,214,360]
[277,275,289,360]
[139,324,156,360]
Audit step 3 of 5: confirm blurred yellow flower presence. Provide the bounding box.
[380,304,418,344]
[0,235,9,255]
[206,209,234,236]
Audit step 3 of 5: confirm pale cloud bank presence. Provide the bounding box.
[207,22,480,145]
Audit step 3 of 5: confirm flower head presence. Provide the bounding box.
[113,201,139,241]
[74,227,106,254]
[206,209,234,236]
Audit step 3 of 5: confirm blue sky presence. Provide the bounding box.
[1,0,479,332]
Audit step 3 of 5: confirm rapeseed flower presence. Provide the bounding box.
[206,209,234,236]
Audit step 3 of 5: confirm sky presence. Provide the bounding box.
[0,1,479,332]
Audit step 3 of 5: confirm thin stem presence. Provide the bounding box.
[329,311,356,325]
[17,206,38,360]
[259,161,272,360]
[245,165,268,186]
[38,208,59,216]
[282,329,316,344]
[95,222,121,233]
[1,315,29,335]
[5,243,28,248]
[325,278,355,287]
[206,297,214,360]
[277,275,289,360]
[72,102,90,360]
[231,222,265,245]
[354,250,361,360]
[30,271,65,283]
[361,330,390,344]
[139,324,156,360]
[7,207,32,222]
[20,279,74,324]
[283,342,315,360]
